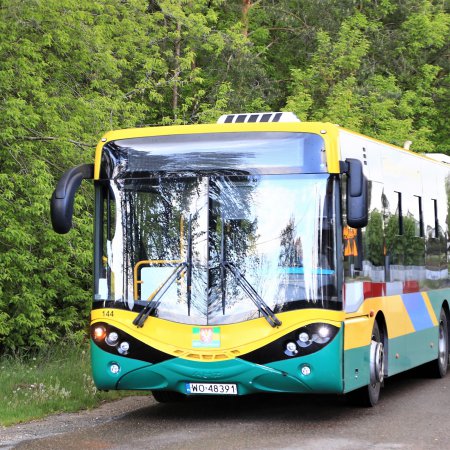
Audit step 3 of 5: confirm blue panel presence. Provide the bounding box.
[281,267,335,275]
[401,293,434,331]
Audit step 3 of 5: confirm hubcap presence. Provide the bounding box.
[438,320,448,367]
[370,339,384,385]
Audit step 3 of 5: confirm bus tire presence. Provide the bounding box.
[152,390,186,403]
[349,320,384,407]
[429,308,449,378]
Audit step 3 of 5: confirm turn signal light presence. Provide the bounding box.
[93,325,106,342]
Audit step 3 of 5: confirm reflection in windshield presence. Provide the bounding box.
[95,174,339,325]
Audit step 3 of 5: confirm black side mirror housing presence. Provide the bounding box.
[50,163,94,234]
[341,158,368,228]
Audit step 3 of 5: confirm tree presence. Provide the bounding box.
[0,0,448,353]
[283,1,449,151]
[0,0,150,351]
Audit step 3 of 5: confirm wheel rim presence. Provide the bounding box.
[370,339,384,385]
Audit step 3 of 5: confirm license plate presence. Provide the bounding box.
[185,382,238,395]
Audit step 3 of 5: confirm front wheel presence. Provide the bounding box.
[349,320,384,407]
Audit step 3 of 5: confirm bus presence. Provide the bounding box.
[51,112,450,406]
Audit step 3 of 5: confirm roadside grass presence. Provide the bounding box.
[0,344,140,426]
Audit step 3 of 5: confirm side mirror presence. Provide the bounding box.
[342,158,368,228]
[50,163,94,234]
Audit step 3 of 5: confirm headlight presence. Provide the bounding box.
[313,326,331,344]
[298,332,311,347]
[241,322,340,364]
[284,341,298,357]
[288,323,339,357]
[118,341,130,355]
[105,332,119,346]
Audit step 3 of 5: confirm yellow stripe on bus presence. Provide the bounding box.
[422,292,439,326]
[91,308,344,360]
[344,296,416,350]
[93,122,343,180]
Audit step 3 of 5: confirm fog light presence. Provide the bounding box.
[118,341,130,355]
[301,365,311,376]
[110,363,120,374]
[106,332,119,346]
[93,326,106,341]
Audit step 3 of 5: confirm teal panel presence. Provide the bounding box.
[117,355,310,394]
[92,330,345,395]
[426,289,450,320]
[268,327,343,393]
[343,345,370,393]
[343,326,439,393]
[90,340,152,390]
[388,327,438,376]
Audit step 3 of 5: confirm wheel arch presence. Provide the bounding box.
[441,299,449,318]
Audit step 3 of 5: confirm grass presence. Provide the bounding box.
[0,344,138,426]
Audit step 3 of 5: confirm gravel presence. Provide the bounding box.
[0,396,152,449]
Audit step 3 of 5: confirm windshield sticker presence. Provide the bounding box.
[192,327,221,348]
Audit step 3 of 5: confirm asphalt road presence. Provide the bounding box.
[2,369,450,450]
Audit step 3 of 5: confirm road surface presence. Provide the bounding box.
[1,369,449,449]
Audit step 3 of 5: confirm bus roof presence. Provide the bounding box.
[94,117,448,180]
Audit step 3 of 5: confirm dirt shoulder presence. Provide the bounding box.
[0,396,152,449]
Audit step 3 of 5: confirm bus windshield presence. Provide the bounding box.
[94,133,339,325]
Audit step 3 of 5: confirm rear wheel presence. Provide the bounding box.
[152,390,186,403]
[431,309,449,378]
[350,320,384,407]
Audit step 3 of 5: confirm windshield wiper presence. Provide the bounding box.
[133,262,186,328]
[186,215,193,315]
[220,217,226,314]
[222,261,282,328]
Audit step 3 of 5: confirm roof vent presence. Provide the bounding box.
[217,112,300,124]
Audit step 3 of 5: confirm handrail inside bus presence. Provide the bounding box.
[133,216,186,300]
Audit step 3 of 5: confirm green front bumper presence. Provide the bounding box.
[91,328,343,395]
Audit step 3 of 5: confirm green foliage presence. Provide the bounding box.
[0,344,138,426]
[284,0,449,151]
[0,0,448,354]
[0,0,148,352]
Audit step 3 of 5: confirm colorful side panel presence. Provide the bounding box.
[343,289,448,392]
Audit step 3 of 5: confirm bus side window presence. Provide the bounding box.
[396,191,403,235]
[414,195,424,238]
[97,184,116,300]
[341,177,364,278]
[424,198,447,287]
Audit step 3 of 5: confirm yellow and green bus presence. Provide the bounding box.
[51,112,450,406]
